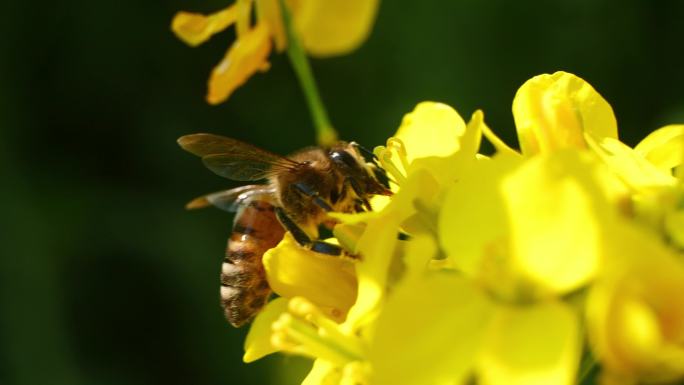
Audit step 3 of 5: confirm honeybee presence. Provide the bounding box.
[178,134,391,327]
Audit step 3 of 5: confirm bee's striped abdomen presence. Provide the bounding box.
[221,200,284,327]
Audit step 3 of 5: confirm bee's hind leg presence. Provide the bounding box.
[274,207,344,257]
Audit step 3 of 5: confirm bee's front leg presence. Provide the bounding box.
[343,178,371,211]
[292,182,333,212]
[274,207,345,257]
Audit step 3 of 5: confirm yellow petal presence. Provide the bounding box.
[513,71,617,155]
[368,272,495,385]
[439,153,523,279]
[587,225,684,383]
[207,23,272,105]
[235,0,253,38]
[441,150,615,297]
[302,359,339,385]
[243,297,289,362]
[478,302,580,385]
[395,101,467,164]
[343,213,402,332]
[634,124,684,173]
[402,233,437,277]
[332,221,367,254]
[586,134,677,189]
[665,205,684,248]
[171,6,237,47]
[256,0,287,52]
[503,150,611,295]
[263,233,357,313]
[403,109,486,188]
[342,169,440,331]
[288,0,380,57]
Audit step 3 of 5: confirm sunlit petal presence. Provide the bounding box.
[513,71,617,155]
[587,225,684,383]
[368,272,495,385]
[394,101,467,164]
[634,124,684,173]
[586,134,676,189]
[478,302,580,385]
[503,150,611,295]
[243,297,289,362]
[439,153,523,279]
[343,213,401,332]
[263,233,357,314]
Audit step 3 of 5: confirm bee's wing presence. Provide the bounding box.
[178,133,301,181]
[186,185,276,212]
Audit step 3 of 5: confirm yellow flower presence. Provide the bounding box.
[439,149,617,299]
[435,149,616,385]
[587,124,684,247]
[235,74,684,385]
[243,101,483,382]
[171,0,380,104]
[433,73,634,385]
[586,224,684,384]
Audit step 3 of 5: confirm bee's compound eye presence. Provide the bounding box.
[330,150,358,169]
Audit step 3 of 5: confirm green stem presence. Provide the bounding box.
[279,0,337,146]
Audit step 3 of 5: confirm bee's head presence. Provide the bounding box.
[328,142,392,198]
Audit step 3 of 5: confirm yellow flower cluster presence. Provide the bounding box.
[242,71,684,385]
[171,0,379,104]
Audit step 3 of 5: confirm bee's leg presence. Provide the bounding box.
[345,178,371,211]
[293,182,333,212]
[311,240,343,256]
[274,207,313,246]
[274,207,345,257]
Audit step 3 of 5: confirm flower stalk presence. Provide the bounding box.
[279,0,338,146]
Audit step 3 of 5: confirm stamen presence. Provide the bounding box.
[271,298,364,366]
[374,145,407,186]
[386,137,410,173]
[480,120,518,155]
[289,298,365,357]
[381,151,407,185]
[334,222,367,254]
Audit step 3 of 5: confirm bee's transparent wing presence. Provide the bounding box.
[178,133,301,181]
[186,185,276,213]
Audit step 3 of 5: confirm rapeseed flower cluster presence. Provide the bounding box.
[171,0,379,105]
[245,72,684,385]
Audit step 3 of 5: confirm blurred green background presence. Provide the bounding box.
[2,0,683,384]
